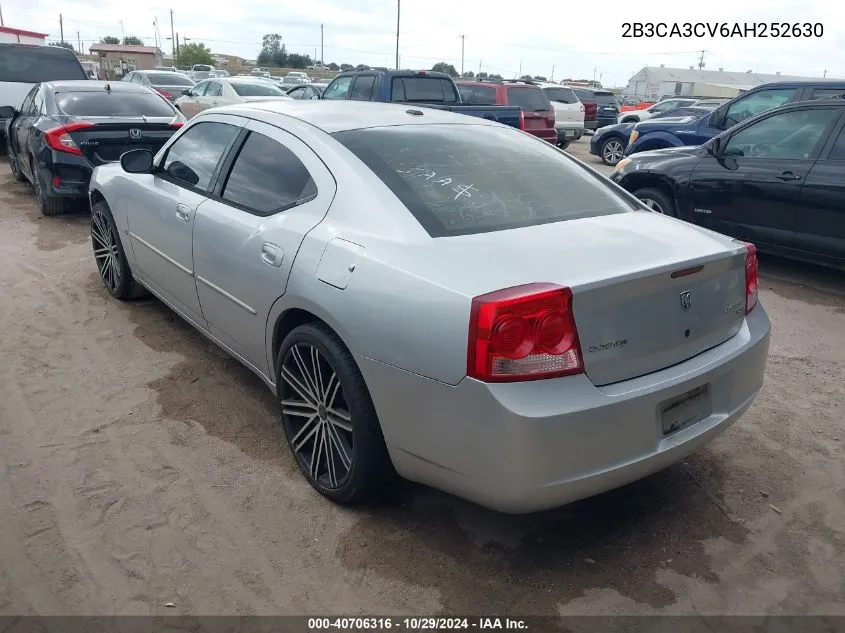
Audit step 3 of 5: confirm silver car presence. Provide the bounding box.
[87,102,771,514]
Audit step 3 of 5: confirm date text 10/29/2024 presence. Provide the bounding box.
[622,22,823,38]
[308,617,528,631]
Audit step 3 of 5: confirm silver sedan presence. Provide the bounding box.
[87,102,771,514]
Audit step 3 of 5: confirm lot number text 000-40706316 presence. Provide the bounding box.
[622,22,823,38]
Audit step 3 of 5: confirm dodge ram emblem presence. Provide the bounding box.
[680,290,692,311]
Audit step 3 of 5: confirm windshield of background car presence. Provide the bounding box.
[333,124,634,237]
[147,73,194,86]
[56,91,176,117]
[231,82,287,96]
[0,47,87,83]
[193,65,213,72]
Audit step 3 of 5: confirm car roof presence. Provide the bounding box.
[212,100,499,134]
[43,80,150,93]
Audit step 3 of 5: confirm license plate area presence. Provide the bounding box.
[659,384,710,436]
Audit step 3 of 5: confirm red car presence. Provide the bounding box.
[456,78,557,143]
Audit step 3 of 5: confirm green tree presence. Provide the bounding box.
[477,71,488,78]
[519,74,532,81]
[461,70,475,78]
[355,63,369,70]
[101,35,120,44]
[533,75,547,81]
[328,62,339,71]
[123,36,144,45]
[287,53,311,69]
[258,33,285,66]
[489,73,503,80]
[49,41,74,51]
[179,42,213,66]
[431,62,458,77]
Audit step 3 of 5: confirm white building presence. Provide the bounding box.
[0,26,48,45]
[624,66,840,101]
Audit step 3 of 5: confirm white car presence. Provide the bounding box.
[174,77,291,119]
[534,83,585,148]
[617,98,698,124]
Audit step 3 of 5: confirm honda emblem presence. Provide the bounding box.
[129,129,142,140]
[680,291,692,311]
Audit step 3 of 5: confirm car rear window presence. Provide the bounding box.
[0,47,87,83]
[543,87,579,104]
[594,91,620,106]
[391,77,458,103]
[506,86,550,112]
[193,65,213,72]
[56,91,176,117]
[146,73,194,86]
[231,82,286,96]
[457,84,497,105]
[333,124,633,237]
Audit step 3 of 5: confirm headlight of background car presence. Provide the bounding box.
[613,158,632,172]
[628,130,639,145]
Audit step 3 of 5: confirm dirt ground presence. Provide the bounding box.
[0,147,843,616]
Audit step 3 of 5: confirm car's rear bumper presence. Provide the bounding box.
[35,153,94,199]
[527,128,558,143]
[555,124,584,143]
[359,305,770,514]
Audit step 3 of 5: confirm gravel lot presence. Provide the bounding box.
[0,150,844,616]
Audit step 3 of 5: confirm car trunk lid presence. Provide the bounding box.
[65,117,179,165]
[395,212,748,386]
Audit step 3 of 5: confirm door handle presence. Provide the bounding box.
[776,172,802,181]
[260,243,284,267]
[175,203,192,222]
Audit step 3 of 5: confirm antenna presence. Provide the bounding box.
[697,49,707,69]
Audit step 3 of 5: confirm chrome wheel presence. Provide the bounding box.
[280,342,353,490]
[602,139,625,165]
[91,205,123,292]
[639,197,665,214]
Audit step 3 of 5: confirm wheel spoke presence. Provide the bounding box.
[94,246,110,260]
[328,409,352,433]
[310,345,324,402]
[327,423,352,470]
[325,424,338,487]
[292,414,320,452]
[281,398,316,418]
[281,366,318,407]
[325,373,341,409]
[310,424,326,480]
[291,345,320,402]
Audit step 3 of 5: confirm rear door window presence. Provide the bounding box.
[333,124,633,237]
[55,91,176,117]
[724,107,841,159]
[205,82,223,97]
[220,131,317,215]
[0,46,87,82]
[506,86,550,112]
[162,121,239,192]
[349,75,375,101]
[808,87,845,100]
[458,84,497,105]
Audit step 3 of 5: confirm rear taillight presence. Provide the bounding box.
[170,121,184,129]
[580,104,585,113]
[44,122,94,156]
[744,242,759,313]
[518,111,525,130]
[155,88,173,99]
[467,283,583,382]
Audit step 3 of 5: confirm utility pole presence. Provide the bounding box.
[119,20,125,42]
[592,66,597,83]
[59,14,64,45]
[395,0,400,70]
[0,3,5,27]
[518,61,522,78]
[77,31,81,52]
[170,9,176,61]
[459,34,465,77]
[175,32,180,66]
[824,69,828,78]
[478,59,482,75]
[320,24,324,65]
[697,49,706,69]
[551,64,555,82]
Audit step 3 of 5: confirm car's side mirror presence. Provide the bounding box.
[181,89,191,96]
[0,105,18,119]
[120,149,154,174]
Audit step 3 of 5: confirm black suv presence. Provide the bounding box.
[569,87,620,130]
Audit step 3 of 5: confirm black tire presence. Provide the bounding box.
[30,157,65,216]
[632,187,676,217]
[8,150,26,182]
[276,322,396,505]
[90,200,147,300]
[557,139,571,151]
[600,137,626,166]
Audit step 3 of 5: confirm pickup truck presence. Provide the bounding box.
[321,69,523,130]
[625,81,845,157]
